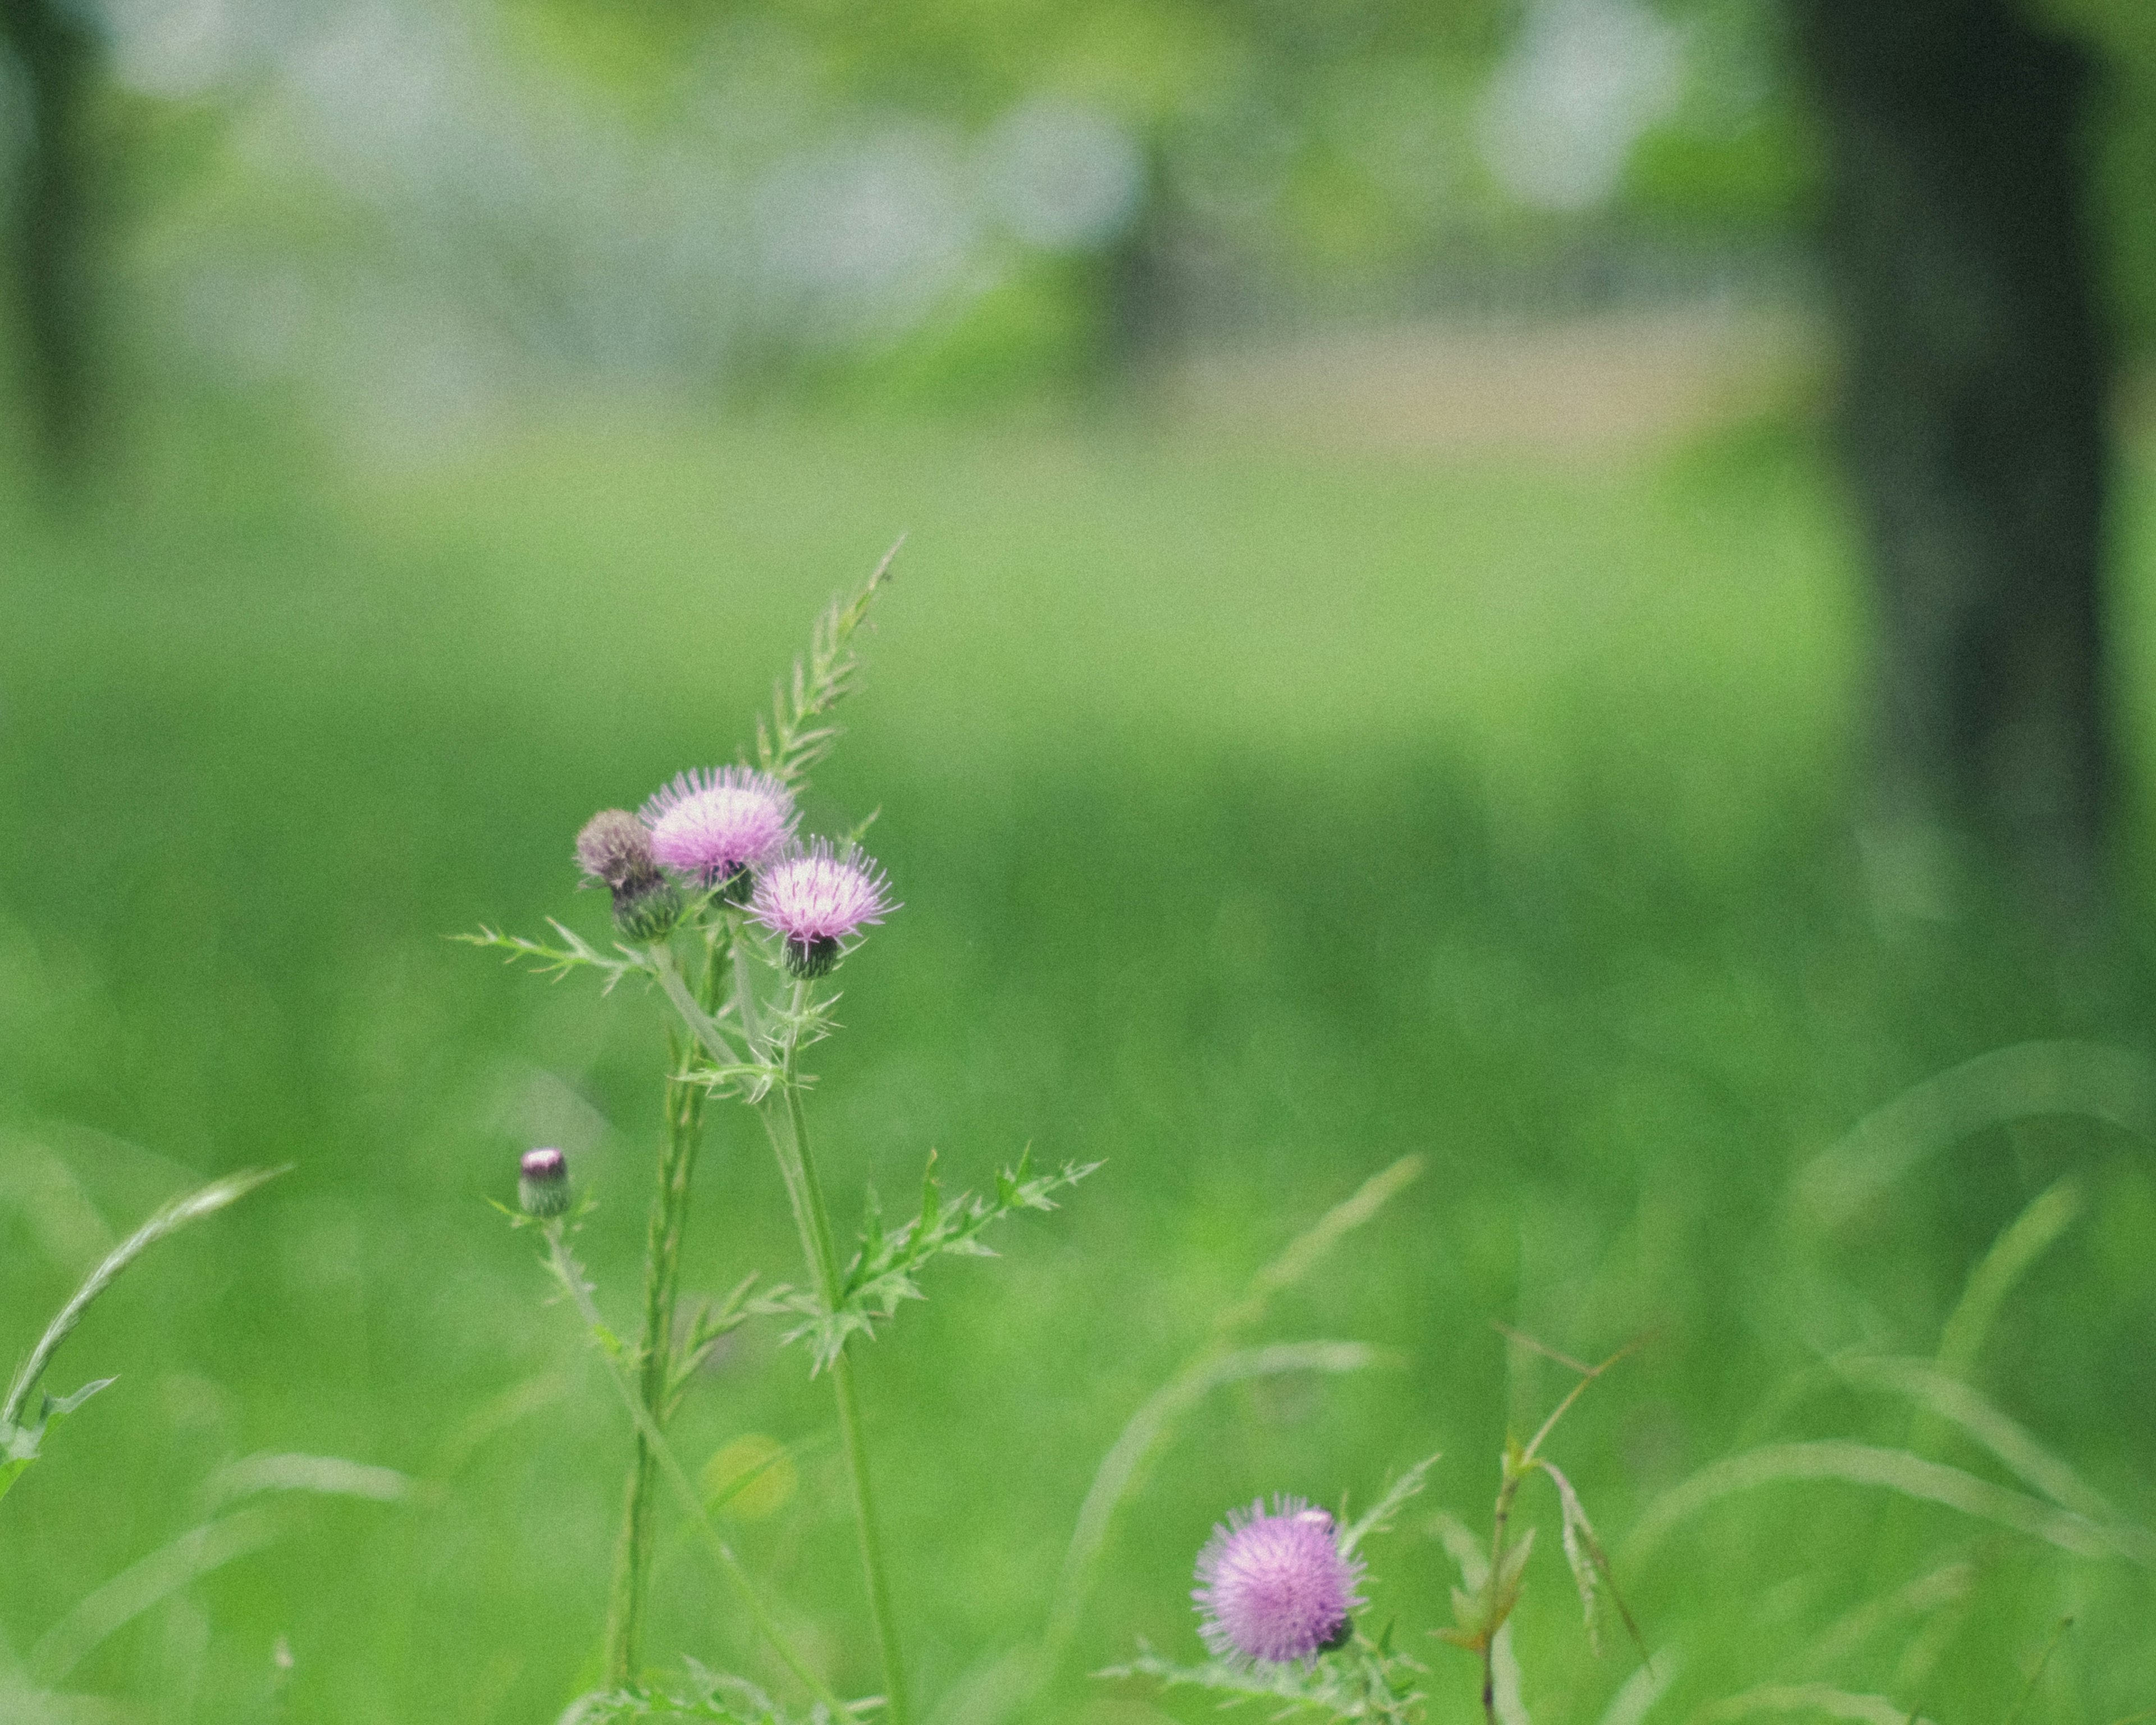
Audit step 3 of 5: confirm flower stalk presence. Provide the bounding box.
[540,1217,842,1713]
[757,979,911,1725]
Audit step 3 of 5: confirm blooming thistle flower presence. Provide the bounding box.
[575,809,681,942]
[749,839,896,978]
[1193,1498,1364,1666]
[642,767,797,900]
[518,1147,570,1219]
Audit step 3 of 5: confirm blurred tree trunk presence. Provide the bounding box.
[1789,0,2113,923]
[1,0,99,480]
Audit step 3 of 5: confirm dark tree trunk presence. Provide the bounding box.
[1789,0,2113,923]
[1,0,99,480]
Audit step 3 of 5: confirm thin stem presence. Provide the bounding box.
[759,981,911,1725]
[604,924,734,1682]
[603,1024,707,1682]
[1482,1461,1520,1725]
[545,1226,843,1714]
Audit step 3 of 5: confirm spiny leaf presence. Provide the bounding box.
[1102,1627,1424,1725]
[1341,1453,1441,1558]
[455,921,652,991]
[757,1152,1098,1373]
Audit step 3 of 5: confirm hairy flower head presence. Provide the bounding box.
[575,809,658,891]
[1193,1497,1363,1666]
[749,839,896,977]
[642,767,797,893]
[573,809,679,941]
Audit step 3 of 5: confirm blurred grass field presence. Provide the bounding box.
[5,398,2156,1723]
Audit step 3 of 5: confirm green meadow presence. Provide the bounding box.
[5,401,2156,1722]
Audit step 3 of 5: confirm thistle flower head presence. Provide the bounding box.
[749,839,896,978]
[642,767,798,894]
[518,1147,570,1219]
[1193,1497,1363,1667]
[573,809,680,941]
[575,809,657,891]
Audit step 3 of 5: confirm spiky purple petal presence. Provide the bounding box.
[1193,1497,1363,1666]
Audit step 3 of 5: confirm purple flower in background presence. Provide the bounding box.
[1194,1498,1363,1666]
[750,839,896,977]
[643,767,797,895]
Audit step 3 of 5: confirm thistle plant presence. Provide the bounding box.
[1103,1457,1440,1725]
[1102,1328,1642,1725]
[465,547,1093,1716]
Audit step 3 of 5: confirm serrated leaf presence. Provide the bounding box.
[455,922,653,992]
[761,1153,1098,1373]
[1341,1453,1440,1557]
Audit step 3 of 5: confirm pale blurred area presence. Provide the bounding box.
[0,0,1834,461]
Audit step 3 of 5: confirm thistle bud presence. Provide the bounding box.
[518,1146,570,1218]
[575,809,682,942]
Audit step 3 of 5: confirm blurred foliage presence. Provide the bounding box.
[9,0,2156,419]
[4,403,2156,1717]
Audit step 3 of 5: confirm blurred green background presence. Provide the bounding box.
[7,1,2156,1722]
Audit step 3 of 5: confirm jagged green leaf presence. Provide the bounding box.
[1102,1625,1424,1725]
[1341,1453,1441,1558]
[757,1150,1099,1372]
[455,920,654,991]
[559,1662,878,1725]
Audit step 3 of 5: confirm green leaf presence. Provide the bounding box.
[760,1151,1099,1373]
[1340,1452,1441,1557]
[1538,1458,1646,1664]
[454,920,654,991]
[1102,1624,1425,1725]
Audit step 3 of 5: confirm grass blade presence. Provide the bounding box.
[1699,1684,1932,1724]
[1935,1179,2082,1381]
[28,1505,292,1685]
[1794,1042,2156,1229]
[1626,1440,2150,1567]
[3,1167,287,1430]
[1831,1356,2115,1522]
[205,1452,417,1509]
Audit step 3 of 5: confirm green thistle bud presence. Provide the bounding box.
[519,1147,570,1218]
[613,874,683,942]
[779,933,842,978]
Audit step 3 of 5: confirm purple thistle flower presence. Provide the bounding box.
[749,839,896,978]
[1193,1497,1364,1667]
[642,768,797,896]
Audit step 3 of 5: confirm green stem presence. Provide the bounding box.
[759,983,911,1725]
[603,1028,706,1682]
[604,926,733,1683]
[544,1227,843,1714]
